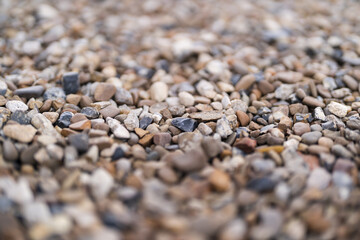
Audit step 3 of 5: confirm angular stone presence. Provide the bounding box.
[10,110,31,125]
[68,133,89,153]
[115,88,133,105]
[94,83,116,101]
[153,132,172,147]
[99,105,120,118]
[172,118,197,132]
[43,87,66,100]
[6,100,28,113]
[216,117,233,138]
[189,111,222,121]
[57,111,74,128]
[69,119,91,130]
[209,170,230,192]
[328,101,350,118]
[236,110,250,126]
[150,82,168,102]
[235,74,255,91]
[172,148,207,172]
[234,137,257,153]
[62,72,79,94]
[106,117,130,139]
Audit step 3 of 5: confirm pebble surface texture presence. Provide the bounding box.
[0,0,360,239]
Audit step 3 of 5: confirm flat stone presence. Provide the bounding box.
[62,72,79,94]
[293,122,310,136]
[6,100,28,112]
[172,118,197,132]
[328,101,351,118]
[235,74,255,91]
[4,124,37,143]
[80,107,99,119]
[42,112,59,124]
[189,111,222,121]
[258,80,275,95]
[124,112,139,131]
[94,83,116,101]
[139,117,153,129]
[13,85,45,99]
[236,110,250,126]
[276,71,303,83]
[106,117,130,139]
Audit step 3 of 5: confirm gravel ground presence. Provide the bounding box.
[1,0,360,239]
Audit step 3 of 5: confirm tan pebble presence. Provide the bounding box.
[209,169,230,192]
[66,94,81,105]
[69,119,91,130]
[42,112,59,124]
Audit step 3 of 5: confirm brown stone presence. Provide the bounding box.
[235,74,255,91]
[94,83,116,101]
[69,119,91,130]
[39,99,52,112]
[153,132,172,146]
[258,80,275,95]
[138,134,154,147]
[42,112,59,124]
[209,169,230,192]
[234,137,257,153]
[70,113,87,123]
[66,94,81,105]
[236,110,250,126]
[172,148,207,173]
[99,105,121,118]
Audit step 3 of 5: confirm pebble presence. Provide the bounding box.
[139,117,153,129]
[196,80,216,98]
[328,101,350,118]
[331,144,353,159]
[112,147,125,161]
[43,87,66,100]
[62,72,79,94]
[189,111,222,121]
[171,148,207,172]
[235,74,255,91]
[314,107,326,121]
[99,105,121,118]
[293,122,310,136]
[6,100,28,113]
[115,88,133,105]
[216,117,233,138]
[307,168,331,190]
[150,82,168,102]
[179,91,195,106]
[81,107,99,119]
[10,110,31,124]
[302,96,325,108]
[209,170,230,192]
[89,168,114,199]
[153,132,172,146]
[3,124,37,143]
[301,131,322,145]
[94,83,116,101]
[22,40,41,55]
[13,85,45,99]
[68,133,89,153]
[172,118,197,132]
[246,177,276,193]
[106,117,130,139]
[258,80,275,95]
[0,81,7,95]
[3,140,18,161]
[57,112,74,128]
[69,119,91,130]
[234,137,257,153]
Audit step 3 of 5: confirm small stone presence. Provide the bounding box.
[179,91,195,106]
[302,96,325,108]
[90,168,114,199]
[219,218,247,240]
[112,147,125,161]
[216,117,233,138]
[328,101,351,118]
[80,107,99,119]
[158,167,178,184]
[343,75,358,90]
[62,72,79,94]
[231,99,248,112]
[153,132,172,146]
[4,124,37,143]
[295,88,306,99]
[331,144,353,159]
[106,117,130,139]
[0,81,8,95]
[276,71,303,83]
[202,137,223,157]
[189,111,222,121]
[22,40,41,55]
[115,88,133,105]
[57,112,74,128]
[293,122,310,136]
[139,117,153,129]
[99,105,120,118]
[3,140,18,161]
[43,87,66,100]
[236,110,250,126]
[94,83,116,101]
[13,86,45,99]
[150,82,168,102]
[197,122,213,135]
[10,110,31,125]
[246,177,276,193]
[301,131,322,145]
[302,207,329,233]
[235,74,255,91]
[68,133,89,153]
[172,118,197,132]
[172,148,207,172]
[275,84,295,100]
[209,170,230,192]
[69,119,91,130]
[314,107,326,121]
[66,94,81,105]
[234,137,257,153]
[6,100,28,113]
[196,80,216,98]
[138,134,153,147]
[307,168,331,190]
[124,112,139,131]
[258,80,275,95]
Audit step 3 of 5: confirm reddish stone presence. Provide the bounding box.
[153,132,172,147]
[233,137,257,153]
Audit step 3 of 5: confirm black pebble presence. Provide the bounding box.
[81,107,99,119]
[112,147,125,161]
[246,177,276,193]
[68,133,89,153]
[139,117,153,129]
